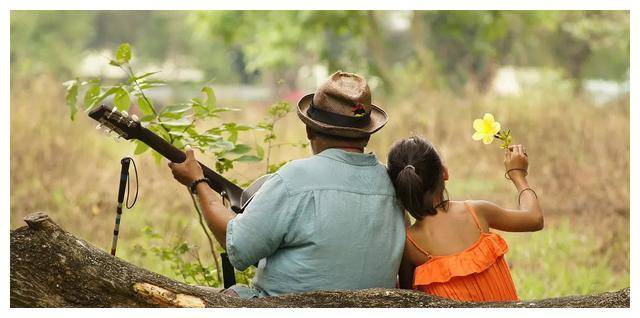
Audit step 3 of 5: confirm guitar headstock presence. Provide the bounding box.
[88,105,142,141]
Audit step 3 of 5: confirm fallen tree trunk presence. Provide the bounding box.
[10,212,630,308]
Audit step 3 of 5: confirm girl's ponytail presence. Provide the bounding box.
[387,136,448,220]
[394,165,425,217]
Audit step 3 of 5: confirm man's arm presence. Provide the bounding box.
[194,183,235,249]
[167,146,235,248]
[169,146,293,270]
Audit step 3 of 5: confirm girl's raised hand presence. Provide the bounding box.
[504,144,528,178]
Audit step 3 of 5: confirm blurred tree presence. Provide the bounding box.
[186,11,404,91]
[413,11,550,94]
[10,10,629,97]
[547,11,629,94]
[10,11,97,79]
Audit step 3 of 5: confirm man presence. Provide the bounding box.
[169,71,405,298]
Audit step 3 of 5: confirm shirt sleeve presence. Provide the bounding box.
[225,173,292,270]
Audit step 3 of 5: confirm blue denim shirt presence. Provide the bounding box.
[225,148,405,297]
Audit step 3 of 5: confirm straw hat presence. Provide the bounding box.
[297,71,388,138]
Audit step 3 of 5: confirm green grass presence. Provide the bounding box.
[504,218,629,299]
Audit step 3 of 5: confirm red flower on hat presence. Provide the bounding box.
[352,103,366,117]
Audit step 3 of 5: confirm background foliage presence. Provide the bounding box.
[10,10,629,298]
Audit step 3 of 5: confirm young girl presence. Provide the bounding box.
[387,136,543,302]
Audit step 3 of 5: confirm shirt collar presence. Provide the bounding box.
[316,148,379,166]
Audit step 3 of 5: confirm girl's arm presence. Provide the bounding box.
[475,144,544,232]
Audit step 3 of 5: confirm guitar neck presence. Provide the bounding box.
[136,126,244,211]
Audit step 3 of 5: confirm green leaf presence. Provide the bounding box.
[62,80,76,88]
[177,242,189,254]
[255,144,265,159]
[138,81,167,90]
[228,131,239,143]
[64,79,79,120]
[228,144,252,155]
[149,124,171,141]
[234,124,253,131]
[158,117,192,127]
[116,42,132,64]
[159,112,183,119]
[151,149,163,165]
[161,103,192,115]
[172,138,185,149]
[129,71,160,83]
[114,87,131,111]
[215,157,234,173]
[140,114,156,123]
[168,131,189,138]
[83,84,101,109]
[109,60,121,67]
[213,140,235,151]
[83,78,100,85]
[195,133,223,143]
[138,97,155,116]
[134,141,149,155]
[141,225,162,239]
[235,155,261,162]
[201,86,216,109]
[191,97,203,106]
[210,107,240,113]
[88,87,120,111]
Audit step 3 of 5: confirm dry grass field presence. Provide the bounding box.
[10,74,629,299]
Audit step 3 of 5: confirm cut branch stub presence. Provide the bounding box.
[23,212,55,230]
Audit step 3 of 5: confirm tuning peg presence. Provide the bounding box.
[121,110,129,117]
[131,114,139,122]
[96,124,102,130]
[107,107,117,119]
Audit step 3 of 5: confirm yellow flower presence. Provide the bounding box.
[472,113,501,144]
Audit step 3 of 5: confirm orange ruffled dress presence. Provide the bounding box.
[407,202,518,302]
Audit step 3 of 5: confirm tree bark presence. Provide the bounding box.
[10,212,630,308]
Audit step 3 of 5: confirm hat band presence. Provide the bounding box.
[307,102,371,128]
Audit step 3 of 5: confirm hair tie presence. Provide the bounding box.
[404,164,415,171]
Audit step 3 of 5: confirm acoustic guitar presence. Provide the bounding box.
[88,104,270,213]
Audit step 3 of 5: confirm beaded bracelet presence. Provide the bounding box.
[518,187,538,207]
[505,168,528,180]
[190,177,212,194]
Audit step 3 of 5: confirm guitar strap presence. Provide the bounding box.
[221,252,236,288]
[219,195,238,289]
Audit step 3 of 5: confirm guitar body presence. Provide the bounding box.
[241,174,272,207]
[89,104,268,213]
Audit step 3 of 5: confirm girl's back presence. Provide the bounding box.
[406,201,484,260]
[405,201,518,302]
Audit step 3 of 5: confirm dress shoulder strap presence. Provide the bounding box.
[406,231,432,259]
[463,201,484,233]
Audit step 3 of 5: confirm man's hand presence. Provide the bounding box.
[168,145,205,186]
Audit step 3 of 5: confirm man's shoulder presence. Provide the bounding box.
[273,156,324,182]
[273,154,394,196]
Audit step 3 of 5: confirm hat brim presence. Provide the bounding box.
[296,93,388,139]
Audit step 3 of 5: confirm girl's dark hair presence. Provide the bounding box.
[387,136,448,220]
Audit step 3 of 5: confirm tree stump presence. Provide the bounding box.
[10,212,630,308]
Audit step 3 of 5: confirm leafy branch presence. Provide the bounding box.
[63,42,300,287]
